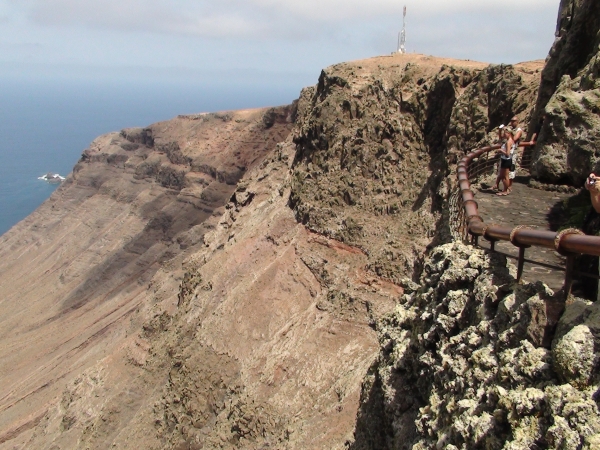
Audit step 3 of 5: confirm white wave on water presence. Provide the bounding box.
[38,173,65,182]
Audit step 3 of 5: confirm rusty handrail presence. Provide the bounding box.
[458,142,600,294]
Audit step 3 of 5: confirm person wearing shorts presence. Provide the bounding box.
[496,126,514,196]
[507,116,522,186]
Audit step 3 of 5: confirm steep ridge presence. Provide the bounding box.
[0,106,295,446]
[0,53,547,449]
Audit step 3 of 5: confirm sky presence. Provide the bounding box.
[0,0,561,104]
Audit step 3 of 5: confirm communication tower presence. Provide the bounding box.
[397,6,407,54]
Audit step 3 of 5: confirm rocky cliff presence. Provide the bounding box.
[2,7,600,447]
[530,0,600,185]
[0,53,547,449]
[352,243,600,449]
[0,107,295,447]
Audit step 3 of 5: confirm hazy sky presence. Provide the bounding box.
[0,0,560,97]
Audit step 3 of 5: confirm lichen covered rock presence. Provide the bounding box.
[351,242,600,449]
[553,324,596,388]
[530,0,600,184]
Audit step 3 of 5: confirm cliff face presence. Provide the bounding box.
[353,243,600,449]
[0,53,546,449]
[0,106,295,447]
[290,57,541,282]
[530,0,600,184]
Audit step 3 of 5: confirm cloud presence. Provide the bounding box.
[0,40,43,54]
[244,0,554,21]
[0,0,559,84]
[9,0,559,40]
[9,0,255,37]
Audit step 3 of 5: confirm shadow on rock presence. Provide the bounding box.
[59,184,234,315]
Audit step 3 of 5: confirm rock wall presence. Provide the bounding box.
[530,0,600,184]
[351,243,600,449]
[290,56,541,283]
[0,106,295,448]
[0,53,545,449]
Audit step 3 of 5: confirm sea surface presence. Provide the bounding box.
[0,78,298,236]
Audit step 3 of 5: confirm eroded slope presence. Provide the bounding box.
[0,105,295,446]
[0,53,546,449]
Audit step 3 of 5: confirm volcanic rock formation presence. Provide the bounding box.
[530,0,600,184]
[352,243,600,449]
[1,3,600,446]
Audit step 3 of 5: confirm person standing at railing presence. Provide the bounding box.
[508,116,523,185]
[509,116,523,146]
[585,173,600,213]
[581,173,600,300]
[495,126,515,196]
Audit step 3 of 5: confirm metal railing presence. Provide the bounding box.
[455,142,600,295]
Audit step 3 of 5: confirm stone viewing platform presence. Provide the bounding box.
[473,176,573,292]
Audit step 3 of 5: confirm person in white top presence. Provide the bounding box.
[495,126,515,196]
[509,116,523,144]
[508,116,523,186]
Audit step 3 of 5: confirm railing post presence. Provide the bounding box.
[517,247,526,282]
[509,226,531,283]
[564,255,576,297]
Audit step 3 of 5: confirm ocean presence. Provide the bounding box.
[0,77,299,236]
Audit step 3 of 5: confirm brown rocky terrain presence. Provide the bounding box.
[0,53,546,449]
[0,107,295,447]
[1,1,600,446]
[530,0,600,185]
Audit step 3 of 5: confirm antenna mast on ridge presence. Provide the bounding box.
[397,6,407,54]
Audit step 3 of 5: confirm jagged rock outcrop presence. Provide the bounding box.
[530,0,600,184]
[290,56,541,282]
[446,63,541,158]
[351,242,600,449]
[0,53,546,449]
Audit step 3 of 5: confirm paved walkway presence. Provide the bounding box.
[473,176,572,292]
